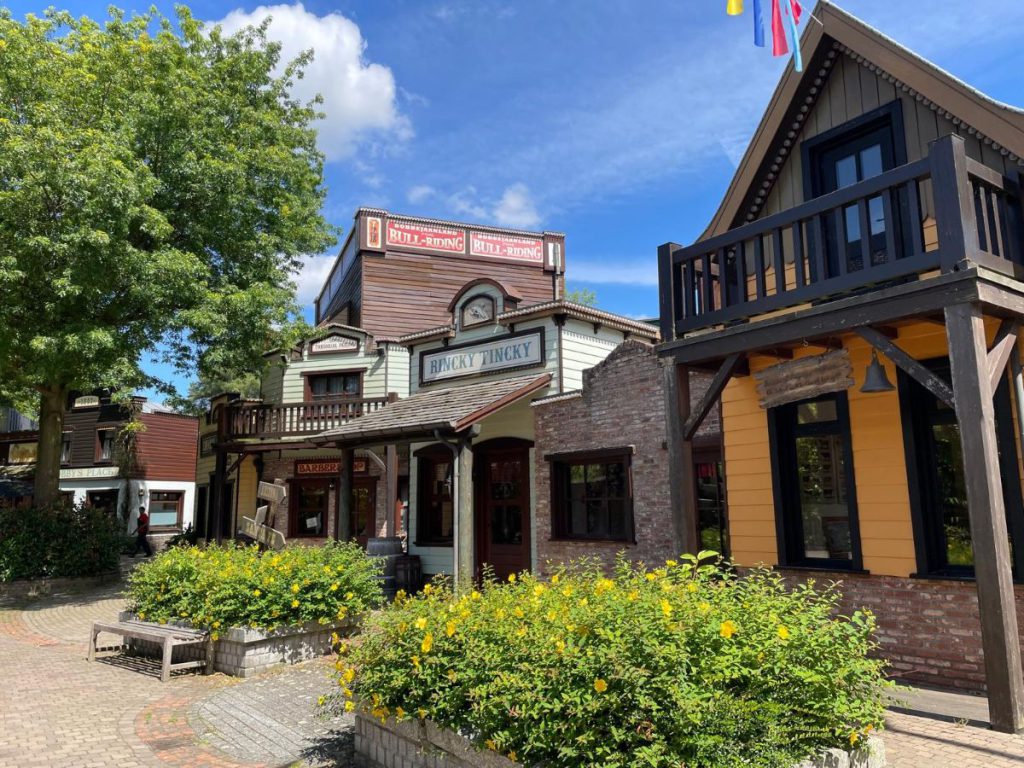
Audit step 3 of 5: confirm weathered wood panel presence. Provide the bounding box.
[136,413,199,481]
[754,349,854,409]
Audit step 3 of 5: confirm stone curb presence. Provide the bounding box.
[0,570,121,600]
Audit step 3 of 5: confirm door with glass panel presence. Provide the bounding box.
[475,439,531,582]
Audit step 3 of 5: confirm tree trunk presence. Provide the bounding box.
[34,385,66,507]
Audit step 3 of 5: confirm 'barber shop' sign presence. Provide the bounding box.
[420,329,545,384]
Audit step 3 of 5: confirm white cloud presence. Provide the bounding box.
[493,184,540,229]
[214,3,411,162]
[292,253,335,307]
[567,259,658,287]
[407,185,437,204]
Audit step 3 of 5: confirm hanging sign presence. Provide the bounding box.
[309,335,359,355]
[754,350,853,409]
[386,220,465,254]
[420,329,545,384]
[469,232,544,263]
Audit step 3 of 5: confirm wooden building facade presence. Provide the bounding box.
[658,2,1024,732]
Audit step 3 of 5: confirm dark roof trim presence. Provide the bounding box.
[446,278,523,312]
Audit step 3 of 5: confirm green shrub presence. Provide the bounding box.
[332,554,892,768]
[127,542,383,636]
[0,503,124,582]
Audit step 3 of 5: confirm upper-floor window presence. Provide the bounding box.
[96,428,116,463]
[306,371,362,400]
[61,432,72,465]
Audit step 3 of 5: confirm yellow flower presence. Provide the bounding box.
[513,607,524,618]
[411,655,420,668]
[495,608,507,620]
[446,621,457,637]
[593,678,608,693]
[698,601,711,612]
[627,591,639,602]
[138,612,146,620]
[291,583,300,593]
[661,599,673,617]
[555,639,565,654]
[595,578,614,595]
[551,574,560,584]
[421,633,434,653]
[471,591,481,600]
[330,583,339,592]
[508,751,517,761]
[508,573,517,583]
[720,620,738,639]
[645,572,657,582]
[343,687,353,698]
[849,731,860,745]
[343,667,355,683]
[447,669,458,682]
[345,592,354,600]
[395,706,406,720]
[344,701,355,712]
[485,739,498,751]
[686,582,699,594]
[666,559,678,567]
[423,583,433,595]
[533,584,545,596]
[414,617,428,630]
[253,589,261,597]
[777,625,791,640]
[417,708,427,719]
[291,599,300,608]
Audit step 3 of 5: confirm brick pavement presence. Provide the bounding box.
[0,579,1021,767]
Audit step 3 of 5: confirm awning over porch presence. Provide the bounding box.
[310,373,552,448]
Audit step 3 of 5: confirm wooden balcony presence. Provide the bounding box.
[659,134,1024,341]
[217,396,394,442]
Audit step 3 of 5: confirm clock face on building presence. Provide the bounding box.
[462,296,495,327]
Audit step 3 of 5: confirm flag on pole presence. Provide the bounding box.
[727,0,744,15]
[770,0,788,57]
[752,0,765,47]
[785,0,803,72]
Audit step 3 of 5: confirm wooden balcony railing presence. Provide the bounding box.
[659,134,1024,340]
[218,396,394,441]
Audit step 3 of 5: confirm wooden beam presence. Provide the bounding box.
[802,337,843,351]
[337,446,354,542]
[944,302,1024,734]
[683,353,744,441]
[752,347,794,360]
[663,363,698,554]
[986,320,1018,398]
[854,326,955,408]
[385,444,399,538]
[456,439,474,588]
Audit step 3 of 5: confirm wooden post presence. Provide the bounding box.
[338,446,354,543]
[211,448,228,545]
[658,243,681,343]
[931,134,978,271]
[385,444,399,538]
[945,302,1024,734]
[456,438,475,589]
[664,361,698,554]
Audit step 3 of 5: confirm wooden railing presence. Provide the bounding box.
[219,396,393,440]
[659,134,1024,340]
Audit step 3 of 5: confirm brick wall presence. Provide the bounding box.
[532,341,716,574]
[778,568,1024,693]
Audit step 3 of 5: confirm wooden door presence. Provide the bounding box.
[476,440,531,581]
[351,478,376,547]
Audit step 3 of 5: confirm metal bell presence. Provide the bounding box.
[860,350,895,393]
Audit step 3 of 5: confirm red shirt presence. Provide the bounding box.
[137,512,149,535]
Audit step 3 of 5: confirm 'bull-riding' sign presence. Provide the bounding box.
[420,329,545,385]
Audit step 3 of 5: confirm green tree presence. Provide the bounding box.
[0,8,335,504]
[172,370,263,416]
[565,287,597,306]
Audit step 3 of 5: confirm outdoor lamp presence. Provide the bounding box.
[860,350,895,393]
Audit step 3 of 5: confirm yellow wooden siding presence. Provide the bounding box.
[723,318,1007,577]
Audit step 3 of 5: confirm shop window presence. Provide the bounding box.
[61,432,73,465]
[149,491,184,531]
[306,372,362,400]
[550,450,633,542]
[415,446,454,545]
[695,449,728,557]
[290,479,329,537]
[768,392,862,569]
[87,489,119,512]
[898,358,1024,576]
[96,428,116,463]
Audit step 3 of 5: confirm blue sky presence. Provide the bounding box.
[7,0,1024,399]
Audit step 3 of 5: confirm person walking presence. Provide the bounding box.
[132,505,153,558]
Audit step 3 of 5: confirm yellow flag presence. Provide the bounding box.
[727,0,744,14]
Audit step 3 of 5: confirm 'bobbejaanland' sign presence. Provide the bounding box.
[420,329,545,385]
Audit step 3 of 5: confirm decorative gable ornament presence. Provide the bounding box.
[754,349,854,409]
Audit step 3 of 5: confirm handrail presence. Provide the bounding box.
[220,397,391,440]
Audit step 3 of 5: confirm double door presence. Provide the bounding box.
[289,476,376,545]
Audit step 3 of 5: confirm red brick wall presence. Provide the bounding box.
[532,341,716,574]
[778,568,1024,693]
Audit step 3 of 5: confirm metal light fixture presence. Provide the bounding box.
[860,350,895,393]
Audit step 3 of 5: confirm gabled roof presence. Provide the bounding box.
[311,373,552,447]
[702,0,1024,240]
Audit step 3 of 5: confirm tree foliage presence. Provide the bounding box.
[565,287,597,306]
[0,7,336,500]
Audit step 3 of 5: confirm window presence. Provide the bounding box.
[550,450,633,542]
[96,428,116,462]
[306,371,362,400]
[416,446,454,545]
[7,442,37,465]
[61,432,72,465]
[87,489,119,512]
[149,491,184,530]
[695,448,728,557]
[768,393,861,569]
[898,358,1024,576]
[290,479,329,537]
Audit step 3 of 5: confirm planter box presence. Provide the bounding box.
[354,713,886,768]
[119,611,357,678]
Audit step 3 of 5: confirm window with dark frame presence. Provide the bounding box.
[307,372,362,400]
[290,479,329,537]
[149,491,184,531]
[550,451,633,542]
[768,392,862,569]
[416,446,454,545]
[61,432,72,465]
[96,428,116,463]
[898,357,1024,577]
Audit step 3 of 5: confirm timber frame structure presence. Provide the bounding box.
[659,2,1024,733]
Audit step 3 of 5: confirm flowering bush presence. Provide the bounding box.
[331,554,892,768]
[127,542,382,635]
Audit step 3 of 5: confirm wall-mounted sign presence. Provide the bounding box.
[60,466,120,480]
[754,350,854,409]
[421,329,545,384]
[73,395,100,408]
[365,216,383,250]
[469,232,543,263]
[387,220,464,254]
[294,458,367,477]
[309,335,359,355]
[199,433,216,457]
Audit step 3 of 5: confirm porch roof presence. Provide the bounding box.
[310,373,552,448]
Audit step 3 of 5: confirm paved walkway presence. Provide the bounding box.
[0,577,1021,767]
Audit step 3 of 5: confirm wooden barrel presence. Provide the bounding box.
[365,537,403,600]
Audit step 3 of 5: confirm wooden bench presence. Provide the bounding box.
[88,619,214,682]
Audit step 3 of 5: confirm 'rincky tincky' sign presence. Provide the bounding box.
[421,330,544,384]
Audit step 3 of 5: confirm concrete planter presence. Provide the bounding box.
[119,610,358,678]
[354,713,886,768]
